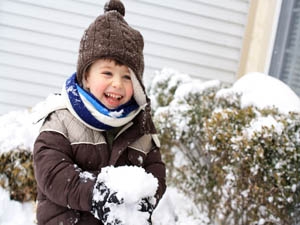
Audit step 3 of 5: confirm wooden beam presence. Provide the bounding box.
[237,0,280,78]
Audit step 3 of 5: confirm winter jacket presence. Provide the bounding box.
[33,109,166,225]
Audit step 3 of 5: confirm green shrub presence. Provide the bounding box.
[150,70,300,225]
[0,149,37,202]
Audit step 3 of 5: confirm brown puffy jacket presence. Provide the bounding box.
[33,109,166,225]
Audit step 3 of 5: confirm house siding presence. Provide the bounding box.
[0,0,250,115]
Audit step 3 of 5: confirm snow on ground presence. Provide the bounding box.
[0,71,299,225]
[0,188,36,225]
[0,184,206,225]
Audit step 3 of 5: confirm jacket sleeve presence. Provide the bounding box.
[126,131,167,204]
[33,120,95,212]
[143,141,167,204]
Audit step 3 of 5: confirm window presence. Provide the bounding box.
[269,0,300,97]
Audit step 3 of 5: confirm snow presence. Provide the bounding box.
[0,110,40,154]
[244,115,284,138]
[109,109,124,118]
[0,184,205,225]
[79,171,96,183]
[96,166,158,204]
[216,72,300,141]
[174,79,221,100]
[0,71,299,225]
[216,72,300,114]
[0,188,36,225]
[151,68,193,93]
[149,68,193,109]
[93,166,158,225]
[152,188,210,225]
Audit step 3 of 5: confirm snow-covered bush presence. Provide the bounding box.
[0,110,39,202]
[150,69,300,225]
[0,149,36,202]
[204,108,300,224]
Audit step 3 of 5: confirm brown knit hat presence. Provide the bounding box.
[77,0,145,87]
[76,0,156,134]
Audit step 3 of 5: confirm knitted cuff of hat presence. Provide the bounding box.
[129,68,147,107]
[62,73,144,131]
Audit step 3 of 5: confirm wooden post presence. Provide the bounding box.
[237,0,281,78]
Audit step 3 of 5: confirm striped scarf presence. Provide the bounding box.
[62,73,143,131]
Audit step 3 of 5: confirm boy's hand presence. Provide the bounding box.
[138,197,155,213]
[91,166,158,225]
[138,197,156,224]
[91,181,124,224]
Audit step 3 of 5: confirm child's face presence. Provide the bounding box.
[84,59,134,109]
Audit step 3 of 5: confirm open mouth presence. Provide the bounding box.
[104,93,124,108]
[105,93,123,100]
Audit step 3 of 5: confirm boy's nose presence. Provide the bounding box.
[111,76,122,88]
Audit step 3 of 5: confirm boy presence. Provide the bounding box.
[33,0,166,224]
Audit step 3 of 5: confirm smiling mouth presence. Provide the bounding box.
[105,93,123,100]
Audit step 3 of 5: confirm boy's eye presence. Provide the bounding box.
[123,75,131,80]
[102,71,112,76]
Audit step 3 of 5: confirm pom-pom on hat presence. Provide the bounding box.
[77,0,145,89]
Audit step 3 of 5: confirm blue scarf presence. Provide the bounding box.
[64,73,140,131]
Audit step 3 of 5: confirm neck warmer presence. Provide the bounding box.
[62,73,144,131]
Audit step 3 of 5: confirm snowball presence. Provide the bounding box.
[97,166,158,203]
[94,166,158,225]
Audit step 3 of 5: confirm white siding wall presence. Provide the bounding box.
[0,0,250,115]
